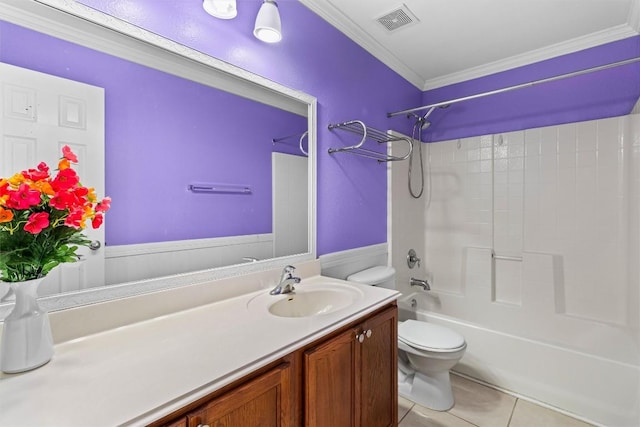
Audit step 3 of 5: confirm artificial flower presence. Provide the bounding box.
[96,196,111,213]
[58,158,71,171]
[6,183,42,210]
[0,145,110,282]
[0,207,13,223]
[62,145,78,163]
[51,168,80,191]
[7,173,25,186]
[92,213,103,229]
[64,208,84,229]
[22,162,50,181]
[24,212,50,234]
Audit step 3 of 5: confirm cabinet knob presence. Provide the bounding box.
[197,424,210,427]
[356,333,365,343]
[365,329,372,338]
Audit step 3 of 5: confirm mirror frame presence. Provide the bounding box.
[0,0,317,315]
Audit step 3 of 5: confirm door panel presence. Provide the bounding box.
[0,62,105,292]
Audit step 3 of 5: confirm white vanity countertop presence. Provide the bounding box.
[0,275,398,426]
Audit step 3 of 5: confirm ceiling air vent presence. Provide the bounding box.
[376,4,419,32]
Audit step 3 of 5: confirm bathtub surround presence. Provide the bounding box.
[390,113,640,426]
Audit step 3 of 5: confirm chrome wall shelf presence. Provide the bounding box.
[328,120,412,162]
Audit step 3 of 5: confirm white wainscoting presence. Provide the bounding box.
[105,234,274,285]
[319,243,389,280]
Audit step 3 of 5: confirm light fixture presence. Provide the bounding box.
[253,0,282,43]
[203,0,237,20]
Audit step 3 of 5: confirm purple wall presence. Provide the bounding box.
[6,1,638,255]
[72,0,423,256]
[0,21,307,245]
[417,36,640,142]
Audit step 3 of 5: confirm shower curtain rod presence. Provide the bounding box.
[387,56,640,118]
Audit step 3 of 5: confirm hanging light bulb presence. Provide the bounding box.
[254,0,282,43]
[203,0,237,20]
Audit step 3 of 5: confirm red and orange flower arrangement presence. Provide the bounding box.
[0,146,110,282]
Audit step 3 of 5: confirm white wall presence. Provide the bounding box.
[272,152,309,258]
[390,114,640,427]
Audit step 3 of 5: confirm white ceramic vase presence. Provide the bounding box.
[0,278,54,373]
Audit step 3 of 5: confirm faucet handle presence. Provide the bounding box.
[282,265,296,276]
[407,249,421,269]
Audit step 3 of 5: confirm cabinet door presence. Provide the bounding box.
[164,418,187,427]
[359,307,398,427]
[304,327,358,427]
[188,363,292,427]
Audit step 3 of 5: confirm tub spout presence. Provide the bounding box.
[410,277,430,291]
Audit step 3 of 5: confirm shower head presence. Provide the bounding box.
[407,112,431,130]
[419,119,431,130]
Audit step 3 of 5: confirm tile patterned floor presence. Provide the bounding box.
[398,374,596,427]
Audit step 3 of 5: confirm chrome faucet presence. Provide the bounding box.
[410,277,430,291]
[270,265,301,295]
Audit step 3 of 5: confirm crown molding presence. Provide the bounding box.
[423,23,639,90]
[301,0,640,92]
[629,0,640,32]
[299,0,425,89]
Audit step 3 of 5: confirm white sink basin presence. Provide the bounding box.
[269,289,354,317]
[248,282,364,318]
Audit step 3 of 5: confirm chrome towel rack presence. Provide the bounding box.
[272,131,308,156]
[328,120,412,162]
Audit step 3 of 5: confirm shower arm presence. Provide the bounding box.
[387,57,640,119]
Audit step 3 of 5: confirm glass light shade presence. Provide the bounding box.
[203,0,237,19]
[254,0,282,43]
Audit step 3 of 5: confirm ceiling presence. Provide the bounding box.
[300,0,640,90]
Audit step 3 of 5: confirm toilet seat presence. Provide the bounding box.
[398,320,465,353]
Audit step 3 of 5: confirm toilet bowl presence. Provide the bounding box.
[397,319,466,410]
[347,266,466,411]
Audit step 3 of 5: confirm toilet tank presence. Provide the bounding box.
[347,266,396,290]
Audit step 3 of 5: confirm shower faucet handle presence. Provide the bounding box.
[407,249,421,269]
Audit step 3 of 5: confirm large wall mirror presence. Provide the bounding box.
[0,0,317,316]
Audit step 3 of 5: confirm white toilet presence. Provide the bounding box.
[347,266,466,411]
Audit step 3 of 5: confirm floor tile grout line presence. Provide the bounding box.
[452,372,598,426]
[449,411,483,427]
[506,397,518,426]
[398,401,415,425]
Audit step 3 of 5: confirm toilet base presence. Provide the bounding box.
[398,369,455,411]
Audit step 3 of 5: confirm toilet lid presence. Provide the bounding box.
[398,320,465,352]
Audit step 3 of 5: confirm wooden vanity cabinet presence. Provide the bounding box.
[164,418,187,427]
[153,303,397,427]
[304,306,397,427]
[187,362,292,427]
